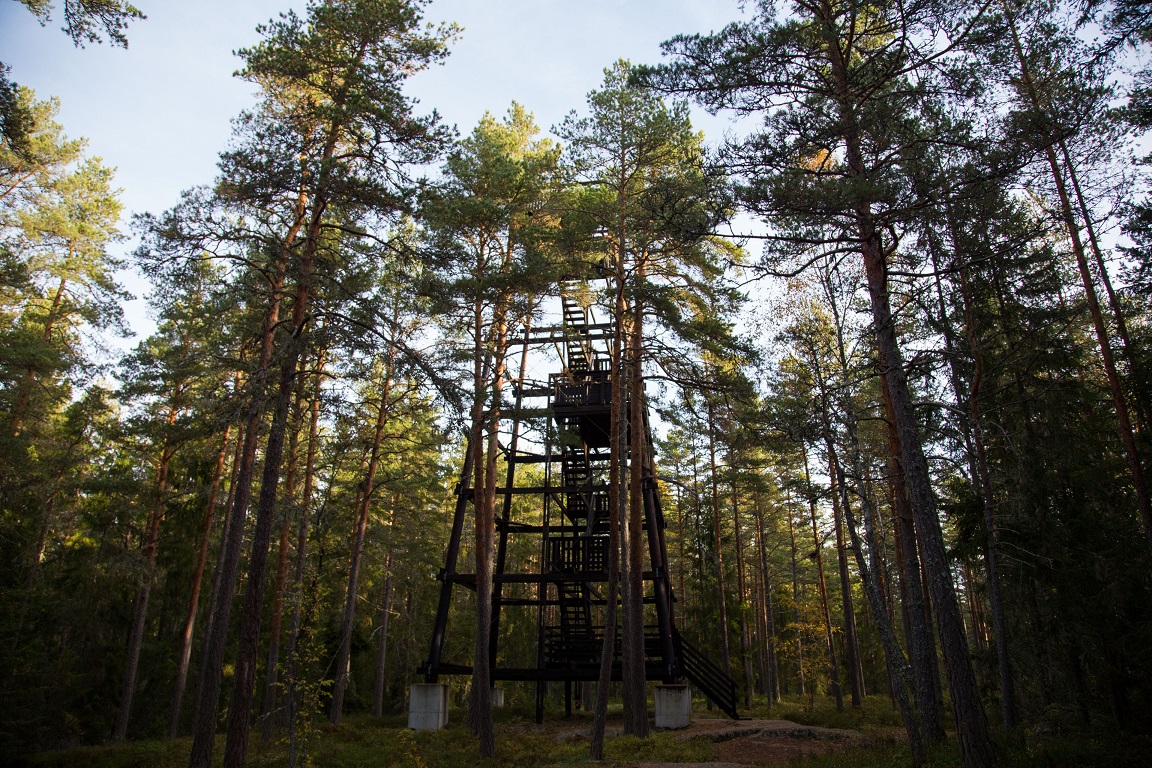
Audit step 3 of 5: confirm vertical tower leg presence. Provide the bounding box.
[424,442,475,681]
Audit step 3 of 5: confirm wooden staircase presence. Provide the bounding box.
[420,283,738,722]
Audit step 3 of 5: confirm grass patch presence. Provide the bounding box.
[26,705,1152,768]
[28,738,191,768]
[24,710,715,768]
[604,732,713,763]
[738,693,908,732]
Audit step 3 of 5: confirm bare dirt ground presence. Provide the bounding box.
[508,714,869,767]
[634,717,867,767]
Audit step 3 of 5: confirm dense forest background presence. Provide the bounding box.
[2,0,1152,766]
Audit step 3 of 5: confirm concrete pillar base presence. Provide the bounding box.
[654,684,691,729]
[408,683,449,730]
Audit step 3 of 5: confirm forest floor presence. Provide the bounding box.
[23,694,1152,768]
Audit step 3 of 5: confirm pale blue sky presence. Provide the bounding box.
[1,0,749,343]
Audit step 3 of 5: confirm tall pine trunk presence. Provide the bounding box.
[280,347,325,730]
[879,376,945,743]
[818,2,995,754]
[623,262,648,736]
[591,266,628,759]
[330,351,396,722]
[259,362,309,740]
[786,491,804,696]
[189,198,297,768]
[221,181,323,767]
[821,279,925,762]
[833,434,927,765]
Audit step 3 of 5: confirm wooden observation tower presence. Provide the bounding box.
[419,289,737,723]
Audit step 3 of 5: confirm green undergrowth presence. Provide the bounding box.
[24,704,1152,768]
[25,710,716,768]
[738,693,910,732]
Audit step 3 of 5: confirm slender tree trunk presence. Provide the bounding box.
[221,187,321,767]
[819,272,924,761]
[189,209,295,768]
[259,363,309,740]
[280,347,325,730]
[1061,132,1152,431]
[879,375,945,743]
[623,259,648,736]
[828,444,863,706]
[1004,2,1152,554]
[706,400,732,678]
[754,497,780,703]
[589,498,621,760]
[592,260,628,759]
[786,491,804,696]
[468,272,507,756]
[733,493,754,707]
[114,404,181,740]
[803,449,842,711]
[373,549,394,717]
[835,429,927,766]
[169,425,231,738]
[330,352,396,722]
[753,562,768,697]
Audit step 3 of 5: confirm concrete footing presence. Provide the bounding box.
[407,683,449,730]
[654,684,692,729]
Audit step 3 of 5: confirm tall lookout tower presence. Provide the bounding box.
[416,288,736,726]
